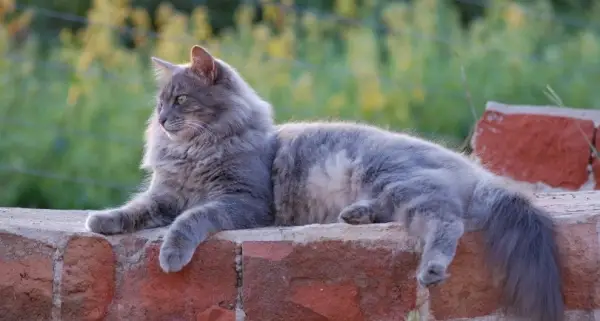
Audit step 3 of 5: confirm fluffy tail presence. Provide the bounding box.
[470,180,564,321]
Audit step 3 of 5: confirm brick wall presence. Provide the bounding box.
[471,101,600,191]
[1,191,599,321]
[3,101,600,320]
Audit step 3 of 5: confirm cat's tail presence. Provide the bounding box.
[469,179,564,321]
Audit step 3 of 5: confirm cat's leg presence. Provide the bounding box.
[85,191,178,235]
[337,182,406,225]
[338,199,382,224]
[389,183,466,286]
[411,211,464,287]
[339,197,463,287]
[348,181,464,286]
[159,194,272,273]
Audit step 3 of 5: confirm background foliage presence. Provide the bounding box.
[2,0,600,209]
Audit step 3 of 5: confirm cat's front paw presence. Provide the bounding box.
[85,210,126,235]
[338,201,376,225]
[159,235,196,273]
[417,261,449,287]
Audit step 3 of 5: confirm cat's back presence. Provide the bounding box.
[274,121,471,168]
[275,121,394,158]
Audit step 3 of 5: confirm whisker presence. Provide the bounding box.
[184,121,218,141]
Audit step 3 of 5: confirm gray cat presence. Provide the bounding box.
[83,45,563,321]
[271,121,564,321]
[85,45,275,273]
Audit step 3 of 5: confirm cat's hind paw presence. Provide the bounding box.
[85,210,126,235]
[159,236,196,273]
[338,201,377,225]
[416,261,449,287]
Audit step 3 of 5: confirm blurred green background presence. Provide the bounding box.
[1,0,599,209]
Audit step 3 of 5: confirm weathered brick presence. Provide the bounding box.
[195,305,235,321]
[61,235,116,321]
[428,231,502,319]
[429,216,600,319]
[556,216,600,309]
[111,238,237,321]
[0,233,54,321]
[592,127,600,189]
[2,202,600,321]
[242,240,419,321]
[288,281,363,321]
[472,107,594,189]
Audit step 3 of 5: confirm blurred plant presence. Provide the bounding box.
[2,0,600,209]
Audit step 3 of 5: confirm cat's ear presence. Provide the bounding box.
[190,45,217,83]
[151,56,176,84]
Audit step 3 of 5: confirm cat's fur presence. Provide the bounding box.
[271,121,564,321]
[82,45,563,321]
[85,46,275,273]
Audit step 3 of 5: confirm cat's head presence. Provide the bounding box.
[149,45,273,142]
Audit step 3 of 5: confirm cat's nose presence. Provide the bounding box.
[158,114,168,126]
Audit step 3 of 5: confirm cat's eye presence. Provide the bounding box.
[176,95,187,104]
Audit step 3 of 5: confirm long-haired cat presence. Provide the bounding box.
[271,121,564,321]
[85,45,275,273]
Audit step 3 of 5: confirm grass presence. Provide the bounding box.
[2,0,600,209]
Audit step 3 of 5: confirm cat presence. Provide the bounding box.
[85,45,276,273]
[82,44,563,321]
[271,121,564,321]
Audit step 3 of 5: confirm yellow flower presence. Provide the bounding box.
[155,3,175,28]
[131,8,150,29]
[0,0,15,19]
[192,7,212,41]
[326,93,347,112]
[273,71,291,88]
[6,9,32,36]
[59,29,74,45]
[252,24,271,44]
[503,3,525,29]
[77,50,94,73]
[263,2,281,24]
[411,86,425,104]
[359,79,386,112]
[67,85,82,106]
[234,4,256,28]
[335,0,356,18]
[154,13,190,62]
[267,31,294,59]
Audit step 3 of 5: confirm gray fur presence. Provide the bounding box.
[272,121,564,321]
[85,46,275,273]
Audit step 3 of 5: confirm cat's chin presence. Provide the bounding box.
[160,125,178,140]
[161,129,194,143]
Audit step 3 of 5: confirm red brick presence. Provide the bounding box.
[288,281,363,321]
[61,235,116,321]
[472,109,594,189]
[592,128,600,189]
[0,233,54,321]
[556,218,600,309]
[195,305,235,321]
[111,239,237,321]
[429,231,502,319]
[242,240,419,321]
[430,218,600,319]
